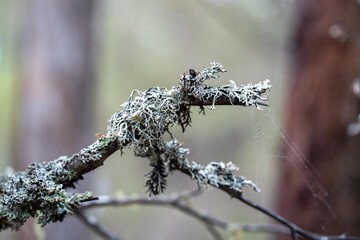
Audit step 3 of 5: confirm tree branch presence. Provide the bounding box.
[80,189,224,240]
[75,210,120,240]
[79,189,292,239]
[1,61,356,240]
[167,151,360,240]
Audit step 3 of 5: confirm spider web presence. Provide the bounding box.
[248,106,336,226]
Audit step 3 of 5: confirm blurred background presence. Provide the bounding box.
[0,0,359,240]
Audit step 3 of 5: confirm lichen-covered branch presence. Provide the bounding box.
[0,62,271,231]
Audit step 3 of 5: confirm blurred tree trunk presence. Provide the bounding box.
[277,0,360,238]
[13,0,97,239]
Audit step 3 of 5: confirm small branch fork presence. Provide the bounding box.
[77,189,360,240]
[78,189,289,240]
[0,62,358,240]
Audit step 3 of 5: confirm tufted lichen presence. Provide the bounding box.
[146,139,261,195]
[0,162,94,230]
[107,62,271,158]
[105,62,270,195]
[0,62,271,230]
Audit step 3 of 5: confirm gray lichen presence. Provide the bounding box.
[152,139,261,194]
[107,86,188,157]
[0,161,93,230]
[106,62,270,195]
[0,62,271,230]
[107,62,271,157]
[179,62,271,110]
[190,161,260,192]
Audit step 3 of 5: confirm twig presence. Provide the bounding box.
[80,189,224,240]
[0,62,271,230]
[237,194,313,240]
[75,210,120,240]
[1,61,358,240]
[79,189,296,239]
[239,194,360,240]
[170,160,360,240]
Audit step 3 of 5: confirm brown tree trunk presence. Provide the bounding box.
[13,0,97,239]
[277,0,360,238]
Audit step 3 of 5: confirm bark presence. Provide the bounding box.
[277,0,360,237]
[13,0,96,239]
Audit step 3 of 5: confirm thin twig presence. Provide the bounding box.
[0,62,272,230]
[80,189,224,240]
[75,210,120,240]
[1,62,359,240]
[237,194,359,240]
[80,190,292,239]
[237,194,314,240]
[172,163,360,240]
